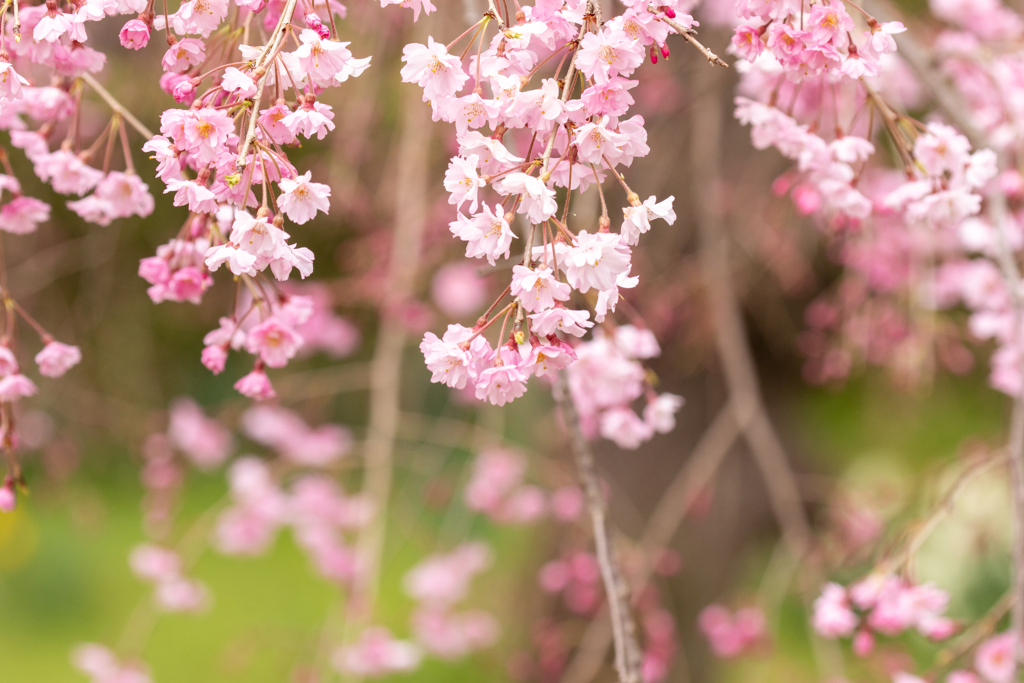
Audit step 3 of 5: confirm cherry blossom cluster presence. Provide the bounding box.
[567,325,682,449]
[414,0,691,415]
[132,0,370,401]
[811,573,956,655]
[728,0,1024,393]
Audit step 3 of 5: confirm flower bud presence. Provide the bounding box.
[119,19,151,50]
[0,476,15,513]
[172,79,195,104]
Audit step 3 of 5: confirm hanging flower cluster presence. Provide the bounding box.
[414,0,698,427]
[134,0,369,400]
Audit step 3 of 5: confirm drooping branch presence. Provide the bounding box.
[554,371,643,683]
[559,401,741,683]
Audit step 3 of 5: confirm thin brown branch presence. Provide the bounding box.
[554,371,642,683]
[80,73,154,139]
[646,7,728,67]
[559,401,742,683]
[857,1,1024,673]
[340,86,432,672]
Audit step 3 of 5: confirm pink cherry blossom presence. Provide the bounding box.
[35,341,82,378]
[278,171,330,225]
[234,366,276,401]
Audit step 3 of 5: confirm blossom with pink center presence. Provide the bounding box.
[444,154,486,212]
[278,171,331,225]
[282,99,336,139]
[0,63,28,102]
[0,373,37,401]
[169,108,234,165]
[221,67,257,98]
[234,367,277,401]
[731,25,765,61]
[474,362,528,406]
[530,307,594,337]
[573,116,631,166]
[245,317,304,368]
[522,339,576,378]
[564,231,632,293]
[449,203,516,266]
[511,265,570,313]
[0,197,51,234]
[162,37,205,72]
[259,104,298,145]
[580,77,638,117]
[35,341,82,378]
[420,323,491,390]
[811,582,859,638]
[576,29,645,84]
[293,29,369,87]
[401,37,468,101]
[495,172,557,224]
[807,0,854,47]
[975,632,1017,683]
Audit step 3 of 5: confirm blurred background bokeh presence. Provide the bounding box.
[0,1,1014,682]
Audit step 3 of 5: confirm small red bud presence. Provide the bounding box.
[662,6,677,18]
[649,46,658,64]
[661,44,670,59]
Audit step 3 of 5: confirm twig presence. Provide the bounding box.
[646,7,728,68]
[235,0,299,171]
[340,85,432,678]
[559,401,742,683]
[554,372,642,683]
[928,589,1017,676]
[485,0,507,31]
[80,73,154,139]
